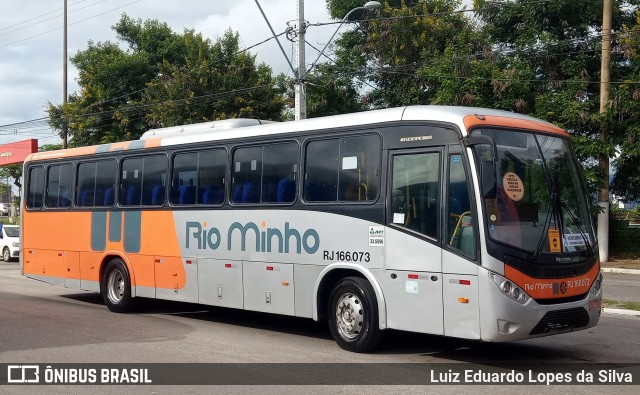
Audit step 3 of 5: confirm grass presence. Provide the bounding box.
[602,299,640,311]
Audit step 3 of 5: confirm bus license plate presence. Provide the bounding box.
[589,299,601,311]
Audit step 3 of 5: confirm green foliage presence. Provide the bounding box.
[47,14,286,146]
[319,0,640,202]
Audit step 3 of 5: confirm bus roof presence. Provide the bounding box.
[27,105,566,162]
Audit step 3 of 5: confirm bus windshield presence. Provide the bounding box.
[474,128,595,256]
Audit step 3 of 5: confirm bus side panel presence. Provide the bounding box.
[198,259,243,309]
[294,264,324,319]
[243,261,295,316]
[155,256,198,303]
[64,251,81,289]
[372,269,444,335]
[79,251,102,291]
[128,254,155,298]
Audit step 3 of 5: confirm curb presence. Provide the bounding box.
[602,267,640,275]
[603,308,640,317]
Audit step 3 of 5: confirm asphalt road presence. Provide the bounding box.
[603,272,640,303]
[0,262,638,394]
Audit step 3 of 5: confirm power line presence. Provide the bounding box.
[0,0,89,32]
[0,0,142,50]
[0,0,106,39]
[0,30,288,131]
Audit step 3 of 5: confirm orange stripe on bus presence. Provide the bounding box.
[504,261,600,300]
[22,210,186,290]
[463,115,569,137]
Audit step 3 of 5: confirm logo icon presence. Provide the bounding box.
[7,365,40,383]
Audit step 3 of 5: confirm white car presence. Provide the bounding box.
[0,204,8,216]
[0,225,19,262]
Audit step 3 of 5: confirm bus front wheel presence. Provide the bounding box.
[328,276,383,352]
[101,258,133,313]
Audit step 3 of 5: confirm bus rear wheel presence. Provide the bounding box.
[101,258,133,313]
[328,276,383,352]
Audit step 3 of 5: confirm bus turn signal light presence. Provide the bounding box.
[458,298,469,304]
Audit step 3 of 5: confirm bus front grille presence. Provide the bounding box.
[529,308,590,335]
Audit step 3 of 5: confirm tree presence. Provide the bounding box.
[610,6,640,201]
[47,14,286,147]
[322,0,640,202]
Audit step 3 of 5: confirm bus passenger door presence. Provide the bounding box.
[442,151,480,339]
[380,149,444,335]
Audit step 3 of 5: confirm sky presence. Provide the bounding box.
[0,0,343,146]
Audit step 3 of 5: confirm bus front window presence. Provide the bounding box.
[473,129,594,257]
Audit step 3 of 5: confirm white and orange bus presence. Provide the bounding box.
[21,106,602,352]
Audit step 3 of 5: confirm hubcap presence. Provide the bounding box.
[335,292,364,340]
[107,269,125,304]
[3,249,8,260]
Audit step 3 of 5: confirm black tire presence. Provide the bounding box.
[3,247,11,262]
[328,276,383,352]
[100,258,133,313]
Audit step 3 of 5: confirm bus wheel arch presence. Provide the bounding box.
[313,264,387,330]
[99,255,135,313]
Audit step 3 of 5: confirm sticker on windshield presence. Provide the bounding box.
[564,234,587,247]
[548,228,561,252]
[503,172,524,201]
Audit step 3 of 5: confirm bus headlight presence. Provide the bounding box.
[12,242,19,248]
[490,271,529,305]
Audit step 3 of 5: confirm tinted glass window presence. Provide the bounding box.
[446,154,475,257]
[390,152,441,239]
[232,147,262,204]
[77,160,117,207]
[262,143,298,203]
[339,135,379,202]
[120,155,167,206]
[46,163,73,208]
[305,135,380,202]
[304,139,339,202]
[198,150,226,205]
[171,149,226,205]
[27,166,45,209]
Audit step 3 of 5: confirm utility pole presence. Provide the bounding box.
[62,0,68,148]
[294,0,306,120]
[598,0,613,263]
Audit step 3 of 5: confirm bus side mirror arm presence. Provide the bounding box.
[463,135,497,199]
[480,161,497,199]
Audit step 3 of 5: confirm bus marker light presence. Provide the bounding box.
[225,263,232,268]
[408,274,419,279]
[267,266,274,271]
[459,280,471,285]
[186,260,192,264]
[282,282,289,286]
[458,298,469,304]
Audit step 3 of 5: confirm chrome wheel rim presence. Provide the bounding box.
[3,249,8,261]
[107,268,125,304]
[335,292,364,340]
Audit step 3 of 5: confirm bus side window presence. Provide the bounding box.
[447,154,475,258]
[262,142,298,203]
[390,152,440,239]
[304,139,339,202]
[339,135,380,202]
[232,147,262,204]
[27,166,45,209]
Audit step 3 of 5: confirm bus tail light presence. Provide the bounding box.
[489,271,529,305]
